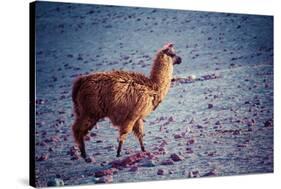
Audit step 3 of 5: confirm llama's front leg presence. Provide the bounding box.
[117,131,128,157]
[116,120,136,157]
[133,119,145,152]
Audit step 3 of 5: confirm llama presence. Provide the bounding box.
[72,43,182,158]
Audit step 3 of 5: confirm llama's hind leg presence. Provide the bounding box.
[133,119,145,152]
[72,116,96,159]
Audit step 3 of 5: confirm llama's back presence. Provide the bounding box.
[84,70,155,89]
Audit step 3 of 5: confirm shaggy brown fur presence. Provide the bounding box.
[72,43,182,158]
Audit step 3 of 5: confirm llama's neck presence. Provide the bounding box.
[150,52,173,100]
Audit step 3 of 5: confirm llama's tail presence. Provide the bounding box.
[72,76,85,117]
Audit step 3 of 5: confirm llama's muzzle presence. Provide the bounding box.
[173,56,182,65]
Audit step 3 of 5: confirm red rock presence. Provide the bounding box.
[186,147,193,154]
[186,139,195,145]
[68,146,78,156]
[39,142,48,146]
[207,151,216,156]
[264,119,273,127]
[157,169,166,175]
[110,152,153,169]
[237,144,247,148]
[95,168,117,177]
[208,104,213,109]
[233,130,241,135]
[168,116,174,122]
[160,159,174,165]
[90,132,97,137]
[36,154,49,161]
[174,134,182,139]
[170,153,184,161]
[85,156,95,163]
[129,166,138,172]
[159,140,168,147]
[51,136,60,143]
[158,147,166,153]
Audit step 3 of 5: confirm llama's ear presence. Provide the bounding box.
[162,43,174,54]
[163,43,174,50]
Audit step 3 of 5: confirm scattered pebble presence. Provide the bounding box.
[186,147,193,154]
[157,169,167,175]
[160,159,174,165]
[168,116,175,122]
[208,104,213,109]
[264,119,273,127]
[36,154,49,161]
[129,166,138,172]
[215,121,221,125]
[170,153,184,162]
[233,130,241,135]
[85,156,95,163]
[186,139,195,145]
[174,134,182,139]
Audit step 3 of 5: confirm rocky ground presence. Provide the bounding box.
[34,2,273,187]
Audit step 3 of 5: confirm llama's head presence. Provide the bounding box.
[161,43,182,65]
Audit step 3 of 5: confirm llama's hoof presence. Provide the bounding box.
[116,153,121,157]
[81,152,87,159]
